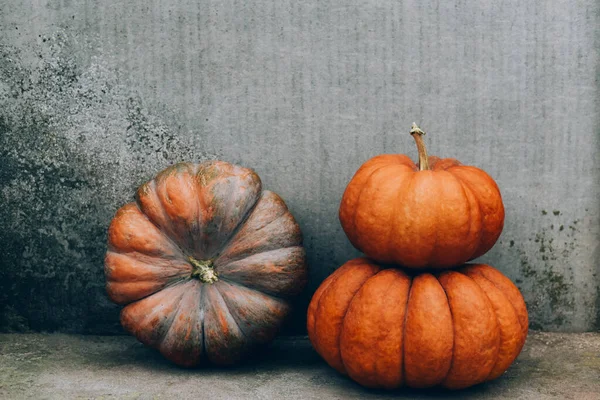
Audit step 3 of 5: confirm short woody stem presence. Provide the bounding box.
[410,123,429,171]
[189,257,218,283]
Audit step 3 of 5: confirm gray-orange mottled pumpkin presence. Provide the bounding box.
[105,161,307,366]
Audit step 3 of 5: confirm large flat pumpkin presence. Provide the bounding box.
[105,161,307,366]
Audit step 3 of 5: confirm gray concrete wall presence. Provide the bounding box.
[0,0,598,333]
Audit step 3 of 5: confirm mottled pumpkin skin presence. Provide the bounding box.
[307,258,528,390]
[339,155,505,269]
[105,161,307,366]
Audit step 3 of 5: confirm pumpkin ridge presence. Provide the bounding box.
[190,163,205,256]
[215,246,306,297]
[307,262,355,357]
[216,245,303,270]
[202,284,248,364]
[437,273,457,387]
[107,249,189,267]
[350,163,394,245]
[459,175,485,260]
[345,271,401,386]
[158,284,188,349]
[109,272,191,306]
[452,173,473,260]
[134,277,191,305]
[108,202,187,260]
[337,273,375,377]
[205,186,263,259]
[211,282,250,342]
[466,267,528,339]
[315,261,380,373]
[423,170,476,267]
[120,284,187,347]
[478,266,527,339]
[398,171,441,266]
[104,251,190,282]
[199,284,207,362]
[426,174,441,266]
[469,271,522,381]
[400,275,413,387]
[402,273,454,388]
[215,279,291,348]
[217,276,286,302]
[461,272,503,383]
[312,267,352,361]
[453,172,486,261]
[135,182,190,255]
[215,210,297,266]
[229,190,289,234]
[387,171,416,263]
[450,167,505,260]
[208,188,266,261]
[106,280,179,305]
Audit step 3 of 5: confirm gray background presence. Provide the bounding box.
[0,0,598,334]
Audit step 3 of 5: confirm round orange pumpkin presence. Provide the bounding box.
[339,124,505,269]
[105,161,307,366]
[307,258,528,390]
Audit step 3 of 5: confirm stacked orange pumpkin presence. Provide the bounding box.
[307,124,528,390]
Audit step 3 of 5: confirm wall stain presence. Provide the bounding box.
[0,32,217,333]
[513,214,581,330]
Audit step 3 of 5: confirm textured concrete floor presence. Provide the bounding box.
[0,332,598,399]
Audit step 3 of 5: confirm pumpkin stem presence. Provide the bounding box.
[189,257,218,283]
[410,123,430,171]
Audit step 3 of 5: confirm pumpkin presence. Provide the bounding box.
[339,124,504,269]
[105,161,307,366]
[307,258,528,390]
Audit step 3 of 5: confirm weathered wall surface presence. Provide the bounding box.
[0,1,598,333]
